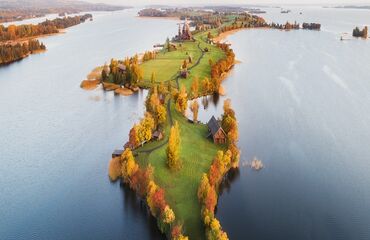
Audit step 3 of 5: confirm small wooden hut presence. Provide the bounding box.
[207,116,227,144]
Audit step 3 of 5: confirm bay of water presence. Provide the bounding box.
[1,6,370,240]
[0,9,177,240]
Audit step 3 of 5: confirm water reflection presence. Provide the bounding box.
[218,168,240,196]
[120,182,165,240]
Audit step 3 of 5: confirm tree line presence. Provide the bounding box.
[0,39,45,65]
[101,56,143,87]
[0,14,92,42]
[197,99,240,240]
[108,148,189,240]
[126,84,168,149]
[353,26,368,38]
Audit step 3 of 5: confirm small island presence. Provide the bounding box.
[353,26,368,38]
[82,7,322,240]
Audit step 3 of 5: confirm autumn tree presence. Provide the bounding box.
[162,206,175,224]
[120,148,139,182]
[146,86,166,127]
[175,85,188,115]
[131,62,143,85]
[205,186,217,212]
[190,100,199,123]
[151,71,156,84]
[152,188,167,213]
[202,77,212,94]
[221,99,238,144]
[156,104,167,125]
[198,173,211,202]
[208,218,229,240]
[167,121,181,170]
[129,165,153,197]
[137,112,155,144]
[158,82,168,96]
[182,59,188,69]
[191,76,199,98]
[147,180,159,214]
[128,124,140,148]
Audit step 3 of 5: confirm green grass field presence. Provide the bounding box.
[140,31,226,93]
[135,103,225,239]
[141,41,202,82]
[132,20,236,239]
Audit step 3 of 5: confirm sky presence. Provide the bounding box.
[85,0,370,6]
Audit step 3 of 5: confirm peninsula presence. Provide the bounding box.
[82,7,321,240]
[0,14,92,65]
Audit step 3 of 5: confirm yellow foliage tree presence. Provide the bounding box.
[121,148,139,181]
[156,104,167,125]
[147,180,159,216]
[162,205,176,224]
[191,76,199,98]
[175,85,188,115]
[108,157,122,181]
[207,218,229,240]
[198,173,210,202]
[176,235,189,240]
[190,100,199,123]
[167,121,181,170]
[202,77,212,93]
[137,112,155,144]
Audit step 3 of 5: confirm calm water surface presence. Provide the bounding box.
[1,6,370,240]
[212,6,370,240]
[0,9,177,240]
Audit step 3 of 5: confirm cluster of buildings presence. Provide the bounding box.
[175,19,193,41]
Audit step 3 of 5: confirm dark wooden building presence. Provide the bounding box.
[112,149,124,158]
[207,116,227,144]
[153,130,164,141]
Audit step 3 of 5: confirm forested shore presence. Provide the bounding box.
[0,39,45,65]
[0,14,92,42]
[0,0,127,24]
[0,14,92,65]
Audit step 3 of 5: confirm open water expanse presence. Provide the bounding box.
[1,6,370,240]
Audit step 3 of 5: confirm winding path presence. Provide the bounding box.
[135,99,173,154]
[135,40,206,156]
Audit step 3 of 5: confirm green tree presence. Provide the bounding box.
[151,71,156,84]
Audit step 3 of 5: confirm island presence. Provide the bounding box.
[0,0,127,24]
[353,26,368,38]
[0,14,92,65]
[82,8,321,240]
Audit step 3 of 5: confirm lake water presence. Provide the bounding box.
[0,9,177,240]
[213,6,370,240]
[1,6,370,240]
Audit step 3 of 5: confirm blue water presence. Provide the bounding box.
[0,9,177,240]
[213,6,370,240]
[1,6,370,240]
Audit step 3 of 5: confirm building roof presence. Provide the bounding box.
[207,116,224,136]
[118,64,126,71]
[153,130,163,138]
[112,149,124,156]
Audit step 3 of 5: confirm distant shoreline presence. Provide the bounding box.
[0,29,66,46]
[137,16,180,20]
